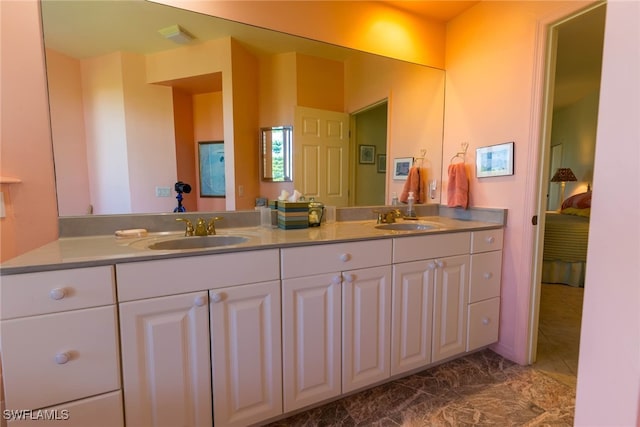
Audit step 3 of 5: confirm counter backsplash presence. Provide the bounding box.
[58,205,506,238]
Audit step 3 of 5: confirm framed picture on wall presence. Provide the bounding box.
[476,141,515,178]
[359,145,376,164]
[393,157,413,180]
[198,141,225,197]
[377,154,386,173]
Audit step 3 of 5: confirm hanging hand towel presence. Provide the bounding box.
[447,163,469,208]
[400,166,425,203]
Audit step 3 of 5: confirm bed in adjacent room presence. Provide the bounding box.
[542,191,592,287]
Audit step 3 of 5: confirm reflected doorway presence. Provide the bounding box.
[351,101,388,206]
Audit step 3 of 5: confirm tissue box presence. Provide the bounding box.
[277,201,309,229]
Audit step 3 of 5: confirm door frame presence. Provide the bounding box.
[526,2,606,364]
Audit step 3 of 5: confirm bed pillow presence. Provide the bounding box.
[561,207,591,218]
[561,191,592,210]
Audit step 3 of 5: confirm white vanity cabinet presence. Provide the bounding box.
[118,291,212,427]
[280,240,392,411]
[467,229,503,351]
[392,233,471,365]
[0,266,122,426]
[209,281,282,427]
[115,249,280,427]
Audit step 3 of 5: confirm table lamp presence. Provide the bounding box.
[550,167,577,209]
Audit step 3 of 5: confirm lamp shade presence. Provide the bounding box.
[550,167,577,182]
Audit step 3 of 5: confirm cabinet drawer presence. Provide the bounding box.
[1,306,121,410]
[280,240,391,279]
[116,249,280,301]
[467,297,500,352]
[8,391,123,427]
[1,266,115,320]
[469,251,502,303]
[393,232,470,263]
[471,229,503,253]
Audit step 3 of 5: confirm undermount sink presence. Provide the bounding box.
[375,222,436,231]
[148,235,249,250]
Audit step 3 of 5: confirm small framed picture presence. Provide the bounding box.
[376,154,386,173]
[476,141,515,178]
[359,145,376,164]
[393,157,414,180]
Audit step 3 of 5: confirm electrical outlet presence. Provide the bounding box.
[0,192,5,218]
[155,186,171,197]
[238,185,244,197]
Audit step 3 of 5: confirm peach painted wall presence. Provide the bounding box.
[155,0,446,69]
[173,90,197,213]
[0,0,58,262]
[229,39,260,210]
[193,92,225,212]
[296,54,344,112]
[258,53,296,200]
[574,0,640,424]
[345,53,445,204]
[45,49,92,216]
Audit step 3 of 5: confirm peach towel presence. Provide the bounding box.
[400,166,426,203]
[447,163,468,208]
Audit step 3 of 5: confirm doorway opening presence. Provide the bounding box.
[530,3,606,388]
[350,100,388,206]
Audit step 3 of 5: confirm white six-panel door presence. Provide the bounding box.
[294,106,350,206]
[209,281,282,427]
[119,292,212,427]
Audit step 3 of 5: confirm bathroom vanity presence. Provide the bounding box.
[1,212,503,427]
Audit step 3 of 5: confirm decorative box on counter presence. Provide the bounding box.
[277,201,309,229]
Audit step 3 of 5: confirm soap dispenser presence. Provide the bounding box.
[406,192,417,218]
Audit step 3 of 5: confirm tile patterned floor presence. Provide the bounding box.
[266,283,582,426]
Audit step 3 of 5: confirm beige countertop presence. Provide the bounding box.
[1,216,502,275]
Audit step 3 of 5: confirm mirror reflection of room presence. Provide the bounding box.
[43,0,445,217]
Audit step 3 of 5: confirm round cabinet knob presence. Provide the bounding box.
[55,352,71,365]
[483,272,493,280]
[194,295,207,307]
[482,317,491,325]
[49,287,66,300]
[332,276,342,285]
[339,253,351,262]
[485,236,495,244]
[343,273,355,283]
[427,262,437,270]
[436,260,445,268]
[210,293,223,303]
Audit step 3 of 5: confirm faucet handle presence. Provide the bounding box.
[176,218,195,236]
[207,216,223,235]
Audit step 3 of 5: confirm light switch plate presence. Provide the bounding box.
[155,186,171,197]
[0,192,5,218]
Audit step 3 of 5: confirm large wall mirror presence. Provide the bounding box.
[42,0,445,216]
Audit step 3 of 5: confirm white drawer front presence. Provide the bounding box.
[469,251,502,303]
[1,266,115,320]
[393,232,470,264]
[116,249,280,301]
[7,391,123,427]
[280,240,392,279]
[1,306,121,410]
[471,229,503,253]
[467,297,500,352]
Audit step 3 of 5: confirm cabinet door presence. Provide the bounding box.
[432,255,470,363]
[210,281,282,427]
[391,260,435,375]
[282,273,341,412]
[342,265,392,393]
[119,292,212,427]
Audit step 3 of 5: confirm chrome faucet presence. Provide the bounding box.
[176,217,222,236]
